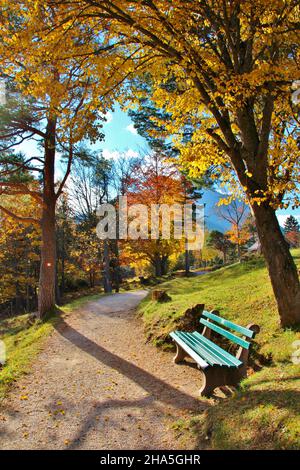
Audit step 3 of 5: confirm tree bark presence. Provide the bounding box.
[37,116,57,319]
[154,257,162,277]
[113,240,121,293]
[185,240,190,275]
[237,234,241,260]
[161,256,168,275]
[252,202,300,327]
[232,139,300,326]
[38,195,56,318]
[103,239,112,293]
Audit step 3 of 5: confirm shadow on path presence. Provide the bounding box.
[54,313,210,449]
[66,396,157,449]
[55,315,205,412]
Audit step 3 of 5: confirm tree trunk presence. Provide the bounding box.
[37,116,57,319]
[252,202,300,327]
[161,256,168,275]
[154,257,162,277]
[113,241,121,293]
[236,228,241,260]
[103,239,112,293]
[38,196,56,318]
[185,240,190,276]
[237,242,241,261]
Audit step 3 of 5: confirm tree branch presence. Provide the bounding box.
[0,182,43,204]
[0,204,40,226]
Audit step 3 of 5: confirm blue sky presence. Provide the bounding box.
[92,104,148,155]
[17,104,300,226]
[17,104,148,163]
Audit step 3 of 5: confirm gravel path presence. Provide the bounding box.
[0,291,208,450]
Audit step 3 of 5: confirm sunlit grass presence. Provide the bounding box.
[0,314,57,401]
[139,249,300,449]
[0,293,104,400]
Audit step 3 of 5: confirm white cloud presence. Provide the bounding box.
[125,149,139,159]
[102,149,139,161]
[126,123,138,135]
[103,149,120,160]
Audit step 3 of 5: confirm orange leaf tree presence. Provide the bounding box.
[122,153,186,276]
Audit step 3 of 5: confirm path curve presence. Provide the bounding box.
[0,291,208,450]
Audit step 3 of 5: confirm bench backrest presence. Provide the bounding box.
[199,311,256,349]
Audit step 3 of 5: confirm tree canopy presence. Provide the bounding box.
[0,0,299,324]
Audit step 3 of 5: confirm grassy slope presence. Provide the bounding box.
[0,293,103,401]
[139,249,300,449]
[0,314,58,401]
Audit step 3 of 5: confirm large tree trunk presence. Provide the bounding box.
[113,240,121,293]
[37,116,57,319]
[252,202,300,327]
[103,239,112,293]
[185,240,190,276]
[161,256,168,275]
[38,196,56,318]
[154,257,162,277]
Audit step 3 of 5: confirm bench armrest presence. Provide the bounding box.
[236,323,260,365]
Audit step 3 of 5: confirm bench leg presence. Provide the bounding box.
[199,367,242,397]
[173,343,187,364]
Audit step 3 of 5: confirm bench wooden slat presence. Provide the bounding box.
[178,331,222,366]
[192,332,242,367]
[200,318,250,349]
[202,311,255,339]
[170,331,209,369]
[187,332,235,367]
[174,331,241,368]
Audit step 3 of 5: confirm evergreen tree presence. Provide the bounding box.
[284,216,300,235]
[207,231,233,265]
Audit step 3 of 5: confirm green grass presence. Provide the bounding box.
[0,292,103,401]
[138,249,300,449]
[0,313,58,401]
[61,292,104,313]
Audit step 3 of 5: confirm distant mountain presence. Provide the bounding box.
[197,189,249,233]
[197,189,289,234]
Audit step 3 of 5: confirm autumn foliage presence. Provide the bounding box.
[0,1,299,325]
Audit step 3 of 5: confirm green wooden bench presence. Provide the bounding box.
[170,310,260,396]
